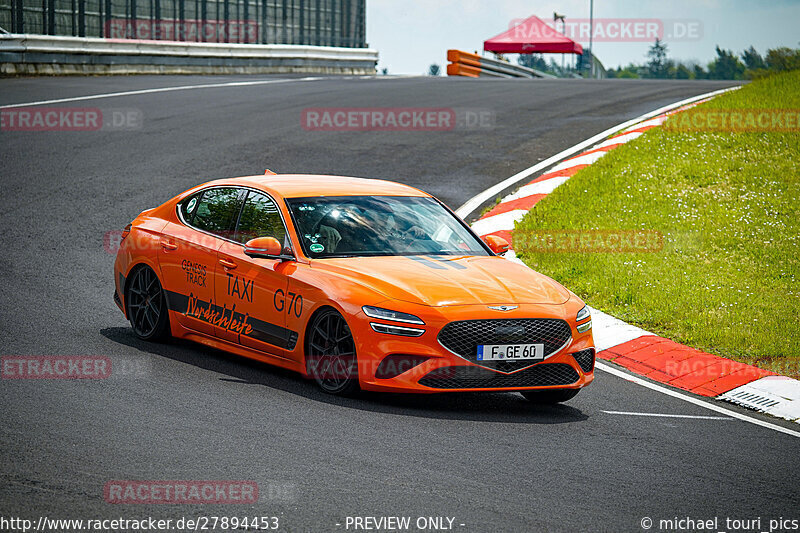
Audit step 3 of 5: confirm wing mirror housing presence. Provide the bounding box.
[482,235,510,255]
[244,237,294,261]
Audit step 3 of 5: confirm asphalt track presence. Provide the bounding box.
[1,75,798,532]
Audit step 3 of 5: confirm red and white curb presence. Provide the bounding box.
[459,88,800,425]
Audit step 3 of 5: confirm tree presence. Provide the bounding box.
[765,47,800,72]
[675,63,693,79]
[607,63,640,78]
[517,53,547,71]
[576,50,594,75]
[548,58,564,77]
[693,64,707,79]
[646,39,669,78]
[741,46,765,70]
[428,64,441,76]
[707,46,745,79]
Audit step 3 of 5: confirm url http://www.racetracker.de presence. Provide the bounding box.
[0,515,281,532]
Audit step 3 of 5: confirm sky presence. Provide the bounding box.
[366,0,800,74]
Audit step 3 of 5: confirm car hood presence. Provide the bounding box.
[311,255,570,307]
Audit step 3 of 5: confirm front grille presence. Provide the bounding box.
[572,349,595,373]
[438,319,572,373]
[418,363,579,390]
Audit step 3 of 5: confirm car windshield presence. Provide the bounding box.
[286,196,490,258]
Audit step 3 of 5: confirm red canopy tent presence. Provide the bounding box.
[484,15,583,55]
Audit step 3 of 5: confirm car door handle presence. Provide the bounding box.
[160,239,178,251]
[219,258,238,270]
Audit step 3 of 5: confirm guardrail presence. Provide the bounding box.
[446,49,555,79]
[0,33,378,75]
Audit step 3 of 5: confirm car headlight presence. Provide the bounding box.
[362,306,425,325]
[576,320,592,333]
[370,323,425,337]
[576,305,591,323]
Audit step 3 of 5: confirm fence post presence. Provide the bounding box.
[224,0,229,42]
[104,0,111,38]
[131,0,137,38]
[200,0,206,41]
[154,0,160,39]
[314,0,320,46]
[298,0,305,44]
[261,0,267,43]
[242,0,249,43]
[178,0,184,40]
[78,0,85,36]
[12,0,24,33]
[48,0,55,35]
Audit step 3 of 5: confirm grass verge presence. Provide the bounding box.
[514,70,800,378]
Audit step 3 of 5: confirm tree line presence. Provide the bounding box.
[516,40,800,80]
[607,40,800,79]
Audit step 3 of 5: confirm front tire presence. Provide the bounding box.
[521,388,580,404]
[126,266,170,341]
[305,308,359,395]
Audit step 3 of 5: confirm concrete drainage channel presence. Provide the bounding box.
[457,88,800,430]
[0,34,378,75]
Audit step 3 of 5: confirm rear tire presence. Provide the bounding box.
[126,266,170,342]
[521,388,580,404]
[305,308,359,395]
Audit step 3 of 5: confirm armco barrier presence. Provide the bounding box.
[0,34,378,75]
[446,49,554,79]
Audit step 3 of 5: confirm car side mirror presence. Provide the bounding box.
[244,237,289,260]
[482,235,510,254]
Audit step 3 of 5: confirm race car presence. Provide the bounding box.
[113,173,595,402]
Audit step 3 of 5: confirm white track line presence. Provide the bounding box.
[598,362,800,438]
[455,86,739,219]
[471,210,528,235]
[502,175,571,201]
[601,410,734,421]
[548,150,607,172]
[0,77,325,108]
[593,131,642,150]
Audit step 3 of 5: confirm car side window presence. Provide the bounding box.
[235,191,288,245]
[179,193,202,223]
[191,187,242,238]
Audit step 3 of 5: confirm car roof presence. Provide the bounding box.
[203,174,430,199]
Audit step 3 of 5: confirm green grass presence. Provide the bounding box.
[514,70,800,378]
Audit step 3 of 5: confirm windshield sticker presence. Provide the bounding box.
[309,243,324,253]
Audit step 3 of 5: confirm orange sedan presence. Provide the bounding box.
[113,174,595,401]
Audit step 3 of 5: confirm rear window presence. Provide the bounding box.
[181,187,243,237]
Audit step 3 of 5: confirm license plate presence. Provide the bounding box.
[477,344,545,361]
